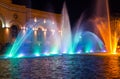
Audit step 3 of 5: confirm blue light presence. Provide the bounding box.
[77,51,81,54]
[79,35,82,39]
[77,50,82,54]
[59,53,62,55]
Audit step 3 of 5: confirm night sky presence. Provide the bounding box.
[12,0,120,26]
[12,0,120,13]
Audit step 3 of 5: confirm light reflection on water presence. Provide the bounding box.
[0,55,120,79]
[104,56,120,78]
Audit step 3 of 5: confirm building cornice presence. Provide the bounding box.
[30,8,61,18]
[0,1,26,13]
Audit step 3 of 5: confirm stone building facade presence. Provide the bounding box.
[0,0,61,46]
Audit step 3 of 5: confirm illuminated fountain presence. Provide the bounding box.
[4,0,119,58]
[91,0,119,54]
[93,0,112,53]
[73,0,120,54]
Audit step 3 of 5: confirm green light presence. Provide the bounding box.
[85,50,89,53]
[69,49,74,54]
[50,47,58,54]
[84,42,92,53]
[34,53,40,56]
[8,54,12,57]
[51,51,58,54]
[69,52,74,54]
[34,50,41,56]
[44,52,50,56]
[17,53,24,58]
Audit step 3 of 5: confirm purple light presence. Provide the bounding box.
[90,50,93,52]
[102,50,106,52]
[62,50,67,54]
[44,52,50,56]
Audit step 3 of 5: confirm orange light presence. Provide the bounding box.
[51,29,55,35]
[34,30,37,36]
[21,27,26,30]
[6,28,9,31]
[32,28,35,31]
[23,30,26,34]
[44,19,46,24]
[52,21,55,24]
[32,28,38,31]
[59,30,62,36]
[44,29,47,32]
[34,17,37,22]
[44,31,46,39]
[5,28,9,35]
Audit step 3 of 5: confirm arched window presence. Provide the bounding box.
[10,25,19,38]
